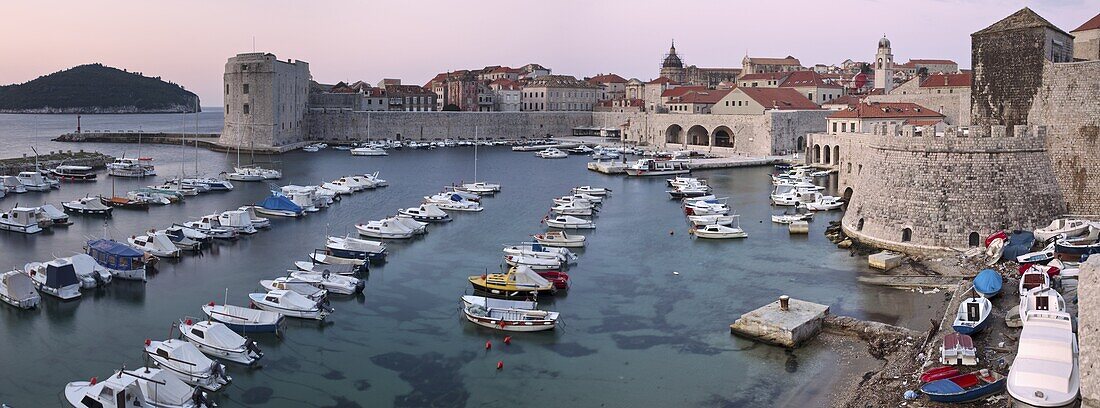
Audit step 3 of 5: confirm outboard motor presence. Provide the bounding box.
[192,388,212,407]
[211,362,227,383]
[244,337,264,358]
[319,299,335,314]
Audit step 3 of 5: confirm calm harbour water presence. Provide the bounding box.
[0,112,936,407]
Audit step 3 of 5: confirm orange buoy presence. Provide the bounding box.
[496,361,504,370]
[485,340,492,350]
[503,336,512,345]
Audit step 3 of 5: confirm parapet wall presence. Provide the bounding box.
[829,123,1065,253]
[304,111,592,141]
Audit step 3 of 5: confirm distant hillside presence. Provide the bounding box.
[0,63,200,114]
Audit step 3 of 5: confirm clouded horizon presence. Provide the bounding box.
[1,0,1095,104]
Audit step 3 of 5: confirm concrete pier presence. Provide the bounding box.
[587,154,795,175]
[730,297,830,347]
[868,251,905,271]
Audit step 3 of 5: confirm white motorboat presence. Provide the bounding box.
[552,196,597,208]
[295,259,364,276]
[331,177,367,192]
[572,186,611,196]
[425,193,484,212]
[393,216,428,234]
[50,164,97,181]
[280,187,320,213]
[225,168,264,182]
[1034,218,1090,242]
[361,171,387,187]
[461,295,559,332]
[186,177,234,191]
[0,176,26,193]
[0,207,44,234]
[625,158,690,177]
[356,218,416,239]
[1007,310,1079,407]
[144,339,231,392]
[260,277,327,300]
[302,145,320,152]
[159,227,203,251]
[459,181,500,194]
[308,251,367,267]
[321,181,353,195]
[16,171,52,191]
[503,243,576,263]
[217,210,259,235]
[1020,286,1066,325]
[248,289,332,320]
[803,196,844,211]
[443,187,482,202]
[504,254,563,271]
[128,191,172,205]
[550,202,595,216]
[667,183,712,199]
[202,303,284,335]
[67,253,113,288]
[688,214,736,227]
[65,367,214,408]
[290,271,365,295]
[533,231,586,247]
[544,215,595,229]
[398,203,452,222]
[128,230,182,258]
[0,270,40,309]
[692,221,748,239]
[107,157,155,177]
[236,206,272,229]
[326,235,387,262]
[556,193,602,204]
[178,318,263,365]
[683,201,729,216]
[536,147,568,159]
[351,146,388,156]
[24,258,81,300]
[771,213,812,224]
[63,196,113,215]
[183,218,238,240]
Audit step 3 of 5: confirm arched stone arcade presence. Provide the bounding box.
[712,126,734,148]
[687,125,709,146]
[665,124,683,144]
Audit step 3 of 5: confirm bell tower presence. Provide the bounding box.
[874,35,894,93]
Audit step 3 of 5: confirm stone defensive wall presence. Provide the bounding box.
[303,110,592,141]
[1028,60,1100,216]
[810,124,1065,253]
[593,110,829,157]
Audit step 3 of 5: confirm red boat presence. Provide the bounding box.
[984,230,1007,247]
[921,366,960,383]
[537,271,570,290]
[1017,263,1060,277]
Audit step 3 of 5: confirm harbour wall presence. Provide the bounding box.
[302,111,592,142]
[0,151,113,176]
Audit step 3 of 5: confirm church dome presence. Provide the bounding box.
[662,41,683,69]
[878,36,890,49]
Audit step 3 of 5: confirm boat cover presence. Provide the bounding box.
[462,295,537,310]
[257,193,303,213]
[206,304,281,325]
[973,269,1003,296]
[45,262,80,288]
[265,290,316,309]
[512,266,552,288]
[39,204,67,219]
[2,272,36,301]
[1002,230,1036,261]
[155,340,215,370]
[87,239,144,270]
[922,376,970,394]
[194,322,244,349]
[135,369,194,405]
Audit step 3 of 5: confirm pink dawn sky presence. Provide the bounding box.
[1,0,1096,105]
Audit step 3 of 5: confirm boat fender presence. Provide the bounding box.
[503,336,512,345]
[185,319,193,326]
[485,340,492,350]
[208,301,216,307]
[496,361,504,370]
[90,377,97,385]
[144,338,151,346]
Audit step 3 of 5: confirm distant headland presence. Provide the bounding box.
[0,63,200,114]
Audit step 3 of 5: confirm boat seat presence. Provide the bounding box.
[957,334,974,349]
[951,374,979,388]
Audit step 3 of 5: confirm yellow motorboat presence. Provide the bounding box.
[468,265,555,299]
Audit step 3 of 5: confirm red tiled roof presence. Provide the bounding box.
[828,102,944,119]
[661,86,708,98]
[646,76,680,85]
[489,66,521,74]
[919,73,971,88]
[906,119,945,127]
[670,89,731,104]
[822,94,864,107]
[738,72,788,81]
[1073,13,1100,32]
[779,71,842,89]
[738,87,820,110]
[587,73,627,84]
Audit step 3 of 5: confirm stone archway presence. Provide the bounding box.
[687,125,709,146]
[823,145,832,164]
[842,187,853,203]
[813,144,821,163]
[665,124,683,144]
[796,136,804,150]
[833,146,840,165]
[713,126,734,148]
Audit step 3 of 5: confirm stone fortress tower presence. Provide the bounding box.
[659,41,686,83]
[834,8,1099,253]
[874,35,894,93]
[220,53,311,148]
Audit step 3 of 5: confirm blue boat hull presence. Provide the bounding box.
[215,318,284,334]
[327,248,387,262]
[952,316,990,335]
[924,378,1006,403]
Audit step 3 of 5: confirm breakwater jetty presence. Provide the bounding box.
[53,131,298,155]
[0,150,113,175]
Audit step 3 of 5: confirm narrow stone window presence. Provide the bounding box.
[857,218,865,231]
[902,228,913,242]
[243,84,249,94]
[243,104,250,115]
[968,232,980,247]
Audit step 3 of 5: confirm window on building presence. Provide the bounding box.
[241,64,248,71]
[225,84,229,95]
[243,103,250,114]
[225,104,229,113]
[841,122,847,132]
[243,84,249,94]
[832,122,837,133]
[808,93,812,100]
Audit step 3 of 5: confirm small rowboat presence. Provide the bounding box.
[920,369,1006,403]
[202,302,284,335]
[921,366,960,383]
[952,296,992,335]
[972,269,1002,298]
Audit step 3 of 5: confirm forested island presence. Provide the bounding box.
[0,63,200,114]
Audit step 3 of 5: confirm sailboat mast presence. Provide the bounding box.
[473,125,478,183]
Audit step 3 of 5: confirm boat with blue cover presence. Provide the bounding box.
[920,369,1006,403]
[1001,230,1036,262]
[252,192,304,218]
[973,269,1002,298]
[85,238,149,281]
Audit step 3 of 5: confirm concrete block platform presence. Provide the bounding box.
[868,251,905,271]
[788,220,809,234]
[730,297,830,348]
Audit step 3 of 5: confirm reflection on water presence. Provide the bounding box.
[0,114,933,407]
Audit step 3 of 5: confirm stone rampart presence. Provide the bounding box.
[304,110,592,141]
